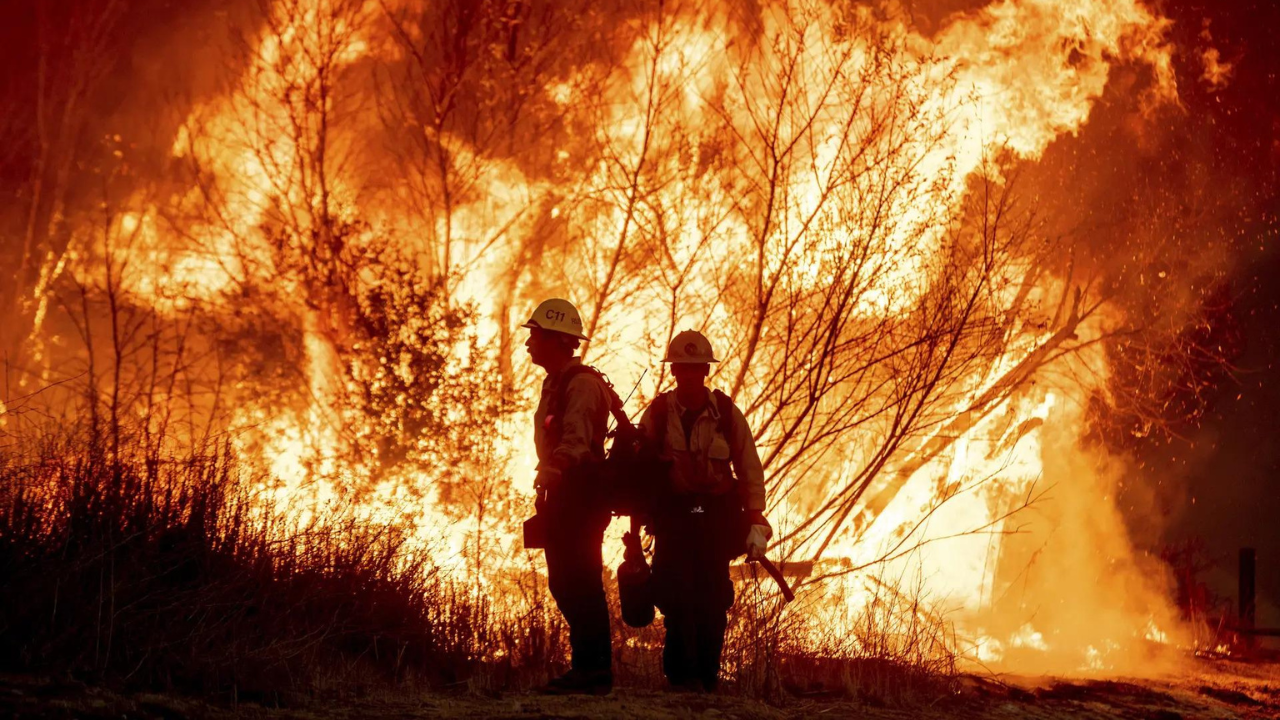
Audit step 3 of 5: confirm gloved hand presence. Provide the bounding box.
[745,523,772,560]
[534,467,562,492]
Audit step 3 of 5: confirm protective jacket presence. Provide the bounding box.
[533,358,611,476]
[638,388,765,512]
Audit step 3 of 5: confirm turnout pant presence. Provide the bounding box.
[652,495,738,690]
[544,494,613,674]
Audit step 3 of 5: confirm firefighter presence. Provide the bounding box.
[523,298,615,695]
[638,330,772,692]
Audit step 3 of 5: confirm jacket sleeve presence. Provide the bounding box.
[637,398,660,443]
[549,374,609,471]
[729,404,767,512]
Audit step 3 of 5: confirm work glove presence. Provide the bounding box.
[534,467,562,493]
[745,512,773,560]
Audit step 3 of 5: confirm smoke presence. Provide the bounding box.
[1018,0,1280,631]
[973,389,1186,673]
[0,0,263,363]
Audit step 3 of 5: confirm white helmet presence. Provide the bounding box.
[663,330,718,364]
[522,298,589,340]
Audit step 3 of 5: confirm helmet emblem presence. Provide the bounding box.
[684,342,698,355]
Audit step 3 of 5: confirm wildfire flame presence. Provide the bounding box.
[37,0,1219,674]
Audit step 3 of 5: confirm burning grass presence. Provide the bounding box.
[0,421,959,705]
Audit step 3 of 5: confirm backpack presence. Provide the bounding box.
[546,365,669,517]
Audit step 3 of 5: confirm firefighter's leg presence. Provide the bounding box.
[545,505,613,674]
[694,548,735,691]
[661,610,698,686]
[652,523,699,686]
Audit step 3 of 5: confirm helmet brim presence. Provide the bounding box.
[522,320,589,341]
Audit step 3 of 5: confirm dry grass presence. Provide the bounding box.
[0,424,959,706]
[724,565,958,703]
[0,428,560,699]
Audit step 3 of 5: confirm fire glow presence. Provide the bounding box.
[26,0,1222,675]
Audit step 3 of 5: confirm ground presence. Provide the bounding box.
[2,658,1278,719]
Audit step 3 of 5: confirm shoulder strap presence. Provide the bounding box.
[651,392,670,449]
[712,389,735,445]
[712,390,744,492]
